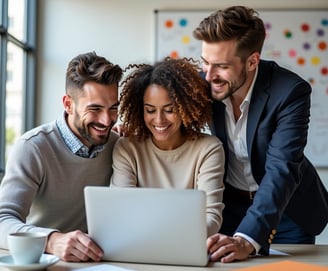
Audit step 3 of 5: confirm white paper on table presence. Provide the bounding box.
[269,248,290,256]
[74,264,137,271]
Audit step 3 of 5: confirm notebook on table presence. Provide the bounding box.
[84,186,209,266]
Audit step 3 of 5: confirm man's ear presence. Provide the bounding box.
[247,52,260,71]
[62,95,73,114]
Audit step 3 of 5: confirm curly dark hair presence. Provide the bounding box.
[65,51,123,99]
[119,57,212,141]
[193,6,265,61]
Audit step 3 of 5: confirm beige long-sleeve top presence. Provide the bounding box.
[111,134,225,236]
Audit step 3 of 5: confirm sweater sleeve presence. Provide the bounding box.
[0,138,57,249]
[196,136,225,237]
[111,138,138,187]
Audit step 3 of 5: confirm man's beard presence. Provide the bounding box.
[77,120,116,147]
[211,68,247,101]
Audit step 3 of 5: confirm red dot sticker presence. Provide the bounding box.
[318,41,327,51]
[297,57,305,65]
[170,51,179,59]
[165,20,173,28]
[301,23,310,32]
[321,66,328,76]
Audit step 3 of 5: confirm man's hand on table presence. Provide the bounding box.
[46,231,103,262]
[207,233,255,263]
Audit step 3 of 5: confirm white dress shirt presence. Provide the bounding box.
[222,69,261,253]
[222,69,259,192]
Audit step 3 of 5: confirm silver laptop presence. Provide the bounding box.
[84,186,209,266]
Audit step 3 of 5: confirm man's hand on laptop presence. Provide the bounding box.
[46,230,104,262]
[207,233,255,263]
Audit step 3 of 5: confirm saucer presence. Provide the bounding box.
[0,254,59,270]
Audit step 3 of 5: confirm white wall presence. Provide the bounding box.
[37,0,328,243]
[37,0,328,124]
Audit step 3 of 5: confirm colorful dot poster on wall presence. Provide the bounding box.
[155,10,328,166]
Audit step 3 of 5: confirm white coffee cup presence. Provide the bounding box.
[7,232,47,265]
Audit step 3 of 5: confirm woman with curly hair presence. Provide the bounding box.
[111,57,225,236]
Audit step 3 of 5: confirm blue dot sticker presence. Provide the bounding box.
[321,18,328,26]
[179,18,188,27]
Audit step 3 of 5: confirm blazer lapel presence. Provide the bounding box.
[247,61,271,160]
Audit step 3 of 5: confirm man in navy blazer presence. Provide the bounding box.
[193,6,328,263]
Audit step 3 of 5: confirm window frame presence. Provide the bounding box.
[0,0,37,175]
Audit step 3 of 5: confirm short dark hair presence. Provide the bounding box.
[193,6,265,61]
[119,58,212,141]
[65,51,123,97]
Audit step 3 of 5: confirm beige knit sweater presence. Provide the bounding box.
[111,134,225,236]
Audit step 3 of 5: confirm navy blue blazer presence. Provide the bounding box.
[210,60,328,254]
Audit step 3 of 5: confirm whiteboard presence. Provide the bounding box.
[155,10,328,167]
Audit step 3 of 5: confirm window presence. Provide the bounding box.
[0,0,37,177]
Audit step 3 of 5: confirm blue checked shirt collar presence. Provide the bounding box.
[56,112,105,158]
